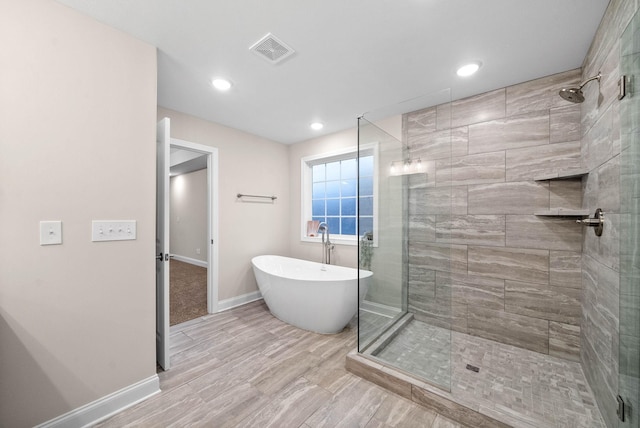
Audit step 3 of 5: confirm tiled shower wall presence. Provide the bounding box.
[404,68,586,361]
[403,1,639,427]
[580,1,638,427]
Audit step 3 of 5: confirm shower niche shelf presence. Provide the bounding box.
[534,168,588,181]
[534,168,590,217]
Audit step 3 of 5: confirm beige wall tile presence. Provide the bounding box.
[436,152,505,186]
[505,141,581,182]
[442,89,506,129]
[550,104,582,143]
[505,280,582,325]
[468,246,549,284]
[436,215,505,247]
[549,322,581,362]
[468,181,549,215]
[550,251,582,288]
[505,215,583,251]
[468,111,550,155]
[506,69,581,116]
[467,306,549,354]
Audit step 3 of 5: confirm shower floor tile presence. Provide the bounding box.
[358,309,394,346]
[374,319,451,389]
[372,319,606,428]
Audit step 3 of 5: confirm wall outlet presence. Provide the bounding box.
[196,248,201,255]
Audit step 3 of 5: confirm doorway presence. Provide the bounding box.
[169,149,209,325]
[157,117,219,370]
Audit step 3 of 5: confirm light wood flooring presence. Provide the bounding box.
[95,300,462,427]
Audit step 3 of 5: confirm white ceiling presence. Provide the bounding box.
[55,0,609,144]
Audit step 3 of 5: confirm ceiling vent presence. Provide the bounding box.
[249,33,295,64]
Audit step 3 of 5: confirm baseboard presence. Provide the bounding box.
[36,375,160,428]
[360,299,402,318]
[171,254,208,268]
[218,290,262,312]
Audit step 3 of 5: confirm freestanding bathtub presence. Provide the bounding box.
[251,255,372,334]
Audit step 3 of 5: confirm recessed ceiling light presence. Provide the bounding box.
[456,62,481,77]
[212,78,232,91]
[310,122,324,130]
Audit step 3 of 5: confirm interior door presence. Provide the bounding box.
[156,118,170,370]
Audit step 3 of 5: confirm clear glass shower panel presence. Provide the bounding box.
[357,117,407,350]
[619,8,640,427]
[357,87,453,392]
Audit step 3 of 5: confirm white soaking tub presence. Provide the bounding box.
[251,255,372,334]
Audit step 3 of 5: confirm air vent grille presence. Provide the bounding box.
[250,33,295,64]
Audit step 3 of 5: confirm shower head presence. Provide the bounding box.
[558,72,601,103]
[559,87,585,103]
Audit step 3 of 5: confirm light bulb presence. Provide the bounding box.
[390,162,396,173]
[416,159,423,170]
[457,62,481,77]
[403,161,410,172]
[212,78,232,91]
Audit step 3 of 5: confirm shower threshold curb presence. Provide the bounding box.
[345,350,512,428]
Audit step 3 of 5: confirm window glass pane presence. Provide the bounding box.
[359,196,373,215]
[312,164,325,182]
[327,217,340,234]
[341,217,356,235]
[359,217,373,236]
[341,179,357,197]
[326,161,340,180]
[326,199,340,216]
[341,158,357,179]
[359,155,373,177]
[342,197,356,215]
[312,182,325,199]
[326,180,340,198]
[305,152,376,241]
[312,200,325,217]
[359,176,373,196]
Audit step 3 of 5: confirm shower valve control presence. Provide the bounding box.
[576,208,604,237]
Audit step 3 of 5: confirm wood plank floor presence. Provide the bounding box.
[95,300,462,427]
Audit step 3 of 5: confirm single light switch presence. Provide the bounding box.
[40,221,62,245]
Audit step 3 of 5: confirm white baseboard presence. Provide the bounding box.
[360,300,401,318]
[218,290,263,312]
[36,375,160,428]
[171,254,208,268]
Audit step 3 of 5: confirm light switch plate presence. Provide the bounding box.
[92,220,137,242]
[40,221,62,245]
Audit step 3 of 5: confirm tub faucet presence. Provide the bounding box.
[318,222,333,265]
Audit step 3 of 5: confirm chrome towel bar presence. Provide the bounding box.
[237,193,277,201]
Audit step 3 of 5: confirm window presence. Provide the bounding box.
[301,145,377,245]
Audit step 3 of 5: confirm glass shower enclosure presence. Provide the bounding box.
[619,7,640,426]
[357,89,454,391]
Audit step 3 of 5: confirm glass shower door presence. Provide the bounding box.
[619,7,640,427]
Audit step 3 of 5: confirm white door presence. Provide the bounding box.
[156,118,170,370]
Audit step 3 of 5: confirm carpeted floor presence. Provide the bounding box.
[170,259,207,325]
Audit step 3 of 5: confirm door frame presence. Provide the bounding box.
[170,137,220,314]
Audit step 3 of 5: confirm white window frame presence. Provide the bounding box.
[300,143,378,246]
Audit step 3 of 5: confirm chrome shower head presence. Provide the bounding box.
[559,72,601,104]
[559,87,585,103]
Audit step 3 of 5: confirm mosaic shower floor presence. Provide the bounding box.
[372,319,606,428]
